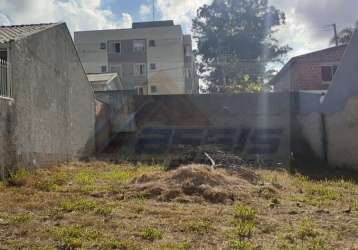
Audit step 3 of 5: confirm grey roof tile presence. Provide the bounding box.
[0,23,59,43]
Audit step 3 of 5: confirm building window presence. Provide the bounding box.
[114,43,121,53]
[100,42,106,50]
[185,68,191,78]
[151,85,157,93]
[184,45,191,57]
[133,40,145,52]
[0,53,10,97]
[321,65,338,83]
[136,86,144,95]
[150,63,156,70]
[134,63,146,76]
[149,40,156,47]
[101,65,107,73]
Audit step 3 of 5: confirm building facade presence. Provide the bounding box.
[74,20,198,95]
[271,45,347,93]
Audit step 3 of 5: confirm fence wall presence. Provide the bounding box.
[95,90,137,132]
[95,100,111,152]
[0,98,15,177]
[296,31,358,170]
[112,93,293,163]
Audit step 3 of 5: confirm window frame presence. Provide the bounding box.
[133,39,146,53]
[134,63,146,76]
[0,48,11,98]
[150,85,157,93]
[185,68,191,79]
[321,64,338,84]
[101,65,107,73]
[114,42,121,54]
[135,86,144,95]
[149,40,156,47]
[184,45,191,57]
[150,63,156,70]
[100,42,106,50]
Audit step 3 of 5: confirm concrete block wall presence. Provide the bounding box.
[297,112,324,159]
[95,100,111,152]
[7,23,95,168]
[298,96,358,170]
[325,96,358,168]
[0,98,15,174]
[95,90,137,132]
[115,93,293,163]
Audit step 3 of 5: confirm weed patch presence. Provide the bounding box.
[140,227,163,241]
[6,168,31,187]
[181,219,213,234]
[94,206,113,216]
[275,218,325,249]
[233,204,256,222]
[53,225,100,249]
[228,204,257,249]
[228,239,254,250]
[98,238,141,250]
[0,212,33,225]
[59,199,97,213]
[58,199,113,217]
[35,171,69,192]
[161,242,192,250]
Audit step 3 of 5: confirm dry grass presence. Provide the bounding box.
[0,161,357,249]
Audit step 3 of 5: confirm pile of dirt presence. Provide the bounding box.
[127,164,259,204]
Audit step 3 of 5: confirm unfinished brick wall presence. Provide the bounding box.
[291,46,346,91]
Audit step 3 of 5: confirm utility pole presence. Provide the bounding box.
[152,0,155,21]
[331,23,339,46]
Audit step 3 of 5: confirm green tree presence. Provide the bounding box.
[331,21,358,46]
[193,0,291,93]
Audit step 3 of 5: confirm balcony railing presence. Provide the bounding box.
[0,59,11,98]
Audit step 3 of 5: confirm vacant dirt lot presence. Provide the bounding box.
[0,161,357,250]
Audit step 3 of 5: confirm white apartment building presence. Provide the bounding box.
[74,20,198,95]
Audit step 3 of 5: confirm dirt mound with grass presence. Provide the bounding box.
[127,164,259,204]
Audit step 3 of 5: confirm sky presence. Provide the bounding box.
[0,0,357,62]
